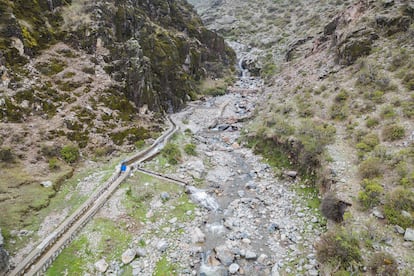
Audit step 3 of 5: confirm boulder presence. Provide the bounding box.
[228,263,239,274]
[94,259,109,273]
[121,249,136,264]
[404,228,414,242]
[191,227,206,244]
[136,247,147,257]
[156,240,168,252]
[215,245,234,266]
[245,250,257,260]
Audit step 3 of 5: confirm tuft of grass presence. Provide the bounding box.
[161,143,182,165]
[184,143,197,156]
[382,124,405,141]
[154,255,179,276]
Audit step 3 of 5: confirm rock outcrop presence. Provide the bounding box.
[0,0,235,112]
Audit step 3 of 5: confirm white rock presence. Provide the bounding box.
[157,240,168,252]
[41,181,53,188]
[122,249,136,264]
[136,247,147,257]
[94,259,108,272]
[271,264,280,276]
[395,225,405,234]
[229,263,239,274]
[245,250,257,260]
[191,227,206,243]
[404,228,414,241]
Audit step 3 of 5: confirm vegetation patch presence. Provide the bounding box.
[60,144,80,164]
[35,59,66,76]
[358,179,383,209]
[161,143,182,165]
[384,188,414,228]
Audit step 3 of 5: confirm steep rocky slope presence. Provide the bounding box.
[190,0,414,274]
[0,0,234,260]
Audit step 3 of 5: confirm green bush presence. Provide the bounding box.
[184,143,197,156]
[384,188,414,228]
[367,252,398,276]
[380,105,396,120]
[0,147,14,163]
[365,117,380,128]
[356,133,380,159]
[60,145,80,164]
[358,179,383,209]
[359,157,383,179]
[49,157,60,170]
[316,227,362,270]
[382,124,405,141]
[161,143,181,165]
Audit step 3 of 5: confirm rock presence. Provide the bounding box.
[186,186,220,211]
[229,263,239,274]
[192,227,206,244]
[285,171,298,178]
[404,228,414,241]
[268,223,280,233]
[395,225,405,235]
[375,15,411,36]
[160,192,170,201]
[257,254,268,264]
[199,264,227,276]
[0,229,3,246]
[121,249,136,264]
[271,264,280,276]
[215,245,234,266]
[95,259,109,272]
[156,240,169,252]
[245,250,257,260]
[41,180,53,188]
[136,247,147,257]
[401,210,412,219]
[372,208,385,219]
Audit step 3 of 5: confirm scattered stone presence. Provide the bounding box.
[160,192,170,201]
[271,264,280,276]
[94,259,109,272]
[121,249,136,264]
[404,228,414,242]
[395,225,405,235]
[245,250,257,260]
[229,263,240,274]
[191,227,206,244]
[0,228,3,246]
[285,171,298,178]
[215,245,235,266]
[136,247,147,257]
[157,240,169,252]
[401,211,412,219]
[40,180,53,188]
[372,208,385,219]
[257,254,268,264]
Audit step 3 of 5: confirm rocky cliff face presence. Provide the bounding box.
[0,0,234,112]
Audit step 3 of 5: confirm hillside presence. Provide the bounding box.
[0,0,234,270]
[190,0,414,274]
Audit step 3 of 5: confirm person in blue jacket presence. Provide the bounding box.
[120,162,127,173]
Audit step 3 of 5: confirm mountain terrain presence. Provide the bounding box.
[189,0,414,274]
[0,0,414,275]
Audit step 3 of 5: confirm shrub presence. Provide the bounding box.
[380,105,396,120]
[364,90,384,104]
[356,133,380,159]
[358,179,383,209]
[382,124,405,141]
[0,147,14,163]
[334,89,349,103]
[365,117,380,128]
[135,140,145,149]
[367,252,398,276]
[184,143,197,156]
[161,143,181,165]
[330,103,349,120]
[60,145,80,164]
[316,227,362,270]
[49,157,60,170]
[359,157,383,179]
[383,188,414,228]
